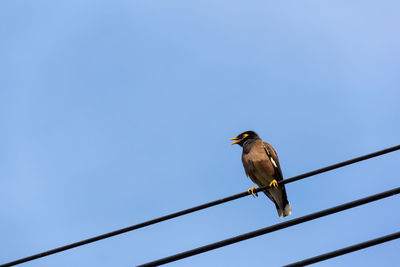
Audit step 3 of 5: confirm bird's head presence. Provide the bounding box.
[229,131,259,147]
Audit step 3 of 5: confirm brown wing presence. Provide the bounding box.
[263,142,284,181]
[264,141,291,216]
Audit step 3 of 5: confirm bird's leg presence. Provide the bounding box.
[247,187,258,197]
[269,179,278,189]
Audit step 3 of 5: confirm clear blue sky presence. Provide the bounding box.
[1,1,399,266]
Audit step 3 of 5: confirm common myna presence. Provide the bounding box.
[230,131,291,218]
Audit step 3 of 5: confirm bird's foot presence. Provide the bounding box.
[247,187,258,197]
[269,179,278,189]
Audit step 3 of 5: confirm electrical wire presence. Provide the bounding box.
[283,231,400,267]
[1,145,399,267]
[137,187,400,267]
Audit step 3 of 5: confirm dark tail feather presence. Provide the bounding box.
[266,186,292,218]
[277,202,291,218]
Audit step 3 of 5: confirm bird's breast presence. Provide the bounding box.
[242,148,275,182]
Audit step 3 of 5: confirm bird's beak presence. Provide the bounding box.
[229,137,240,146]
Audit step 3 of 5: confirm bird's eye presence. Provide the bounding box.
[243,134,249,139]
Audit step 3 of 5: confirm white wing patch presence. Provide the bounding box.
[270,157,278,168]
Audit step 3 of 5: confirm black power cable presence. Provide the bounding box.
[283,231,400,267]
[137,187,400,267]
[1,145,399,267]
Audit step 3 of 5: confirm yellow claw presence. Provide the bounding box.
[269,179,278,189]
[247,187,258,197]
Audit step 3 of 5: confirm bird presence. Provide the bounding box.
[230,130,291,218]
